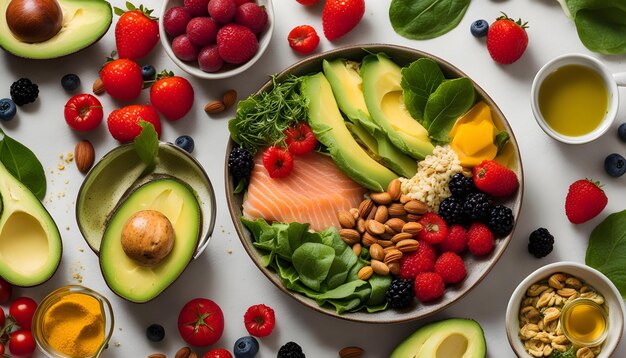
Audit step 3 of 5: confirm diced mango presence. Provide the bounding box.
[449,102,498,167]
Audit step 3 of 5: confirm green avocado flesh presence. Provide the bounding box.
[0,161,61,286]
[390,318,486,358]
[0,0,112,59]
[322,59,417,178]
[361,53,434,160]
[100,178,200,303]
[302,72,398,192]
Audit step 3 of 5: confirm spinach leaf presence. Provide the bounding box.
[292,243,335,291]
[586,209,626,298]
[134,121,159,174]
[425,78,475,142]
[389,0,471,40]
[401,58,444,122]
[0,128,46,200]
[564,0,626,54]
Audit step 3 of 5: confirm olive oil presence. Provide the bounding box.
[561,298,608,346]
[538,64,608,137]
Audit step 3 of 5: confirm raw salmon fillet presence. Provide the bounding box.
[242,152,366,231]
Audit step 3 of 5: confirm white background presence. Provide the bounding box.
[1,0,625,357]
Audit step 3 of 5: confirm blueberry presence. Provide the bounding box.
[0,98,16,121]
[233,336,259,358]
[146,324,165,342]
[604,153,626,177]
[142,65,156,81]
[618,123,626,143]
[61,74,81,91]
[470,19,489,38]
[175,135,194,153]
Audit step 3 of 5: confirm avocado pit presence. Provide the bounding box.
[6,0,63,43]
[121,210,174,266]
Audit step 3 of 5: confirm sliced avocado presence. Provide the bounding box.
[323,58,417,178]
[99,178,201,303]
[0,161,61,286]
[0,0,112,59]
[301,72,397,192]
[390,318,486,358]
[361,53,434,160]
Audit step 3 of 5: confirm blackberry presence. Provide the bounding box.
[386,279,415,309]
[228,147,254,179]
[438,196,465,225]
[278,342,305,358]
[10,78,39,106]
[488,205,514,236]
[528,228,554,258]
[463,193,493,223]
[448,173,476,198]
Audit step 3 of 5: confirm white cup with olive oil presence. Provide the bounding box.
[531,54,626,144]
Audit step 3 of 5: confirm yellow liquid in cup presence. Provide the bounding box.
[562,300,607,345]
[538,64,608,137]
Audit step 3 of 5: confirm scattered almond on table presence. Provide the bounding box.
[74,140,95,173]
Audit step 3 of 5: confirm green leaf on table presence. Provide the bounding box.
[564,0,626,55]
[424,78,475,142]
[0,128,46,200]
[401,58,444,122]
[134,121,159,174]
[586,209,626,298]
[389,0,471,40]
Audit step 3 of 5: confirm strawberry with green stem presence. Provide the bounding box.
[115,2,159,60]
[565,179,608,224]
[487,13,528,64]
[149,70,195,121]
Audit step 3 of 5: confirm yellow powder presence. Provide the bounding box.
[43,293,105,358]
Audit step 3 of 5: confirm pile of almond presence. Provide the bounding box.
[337,178,427,280]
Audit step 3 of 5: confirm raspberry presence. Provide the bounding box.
[288,25,320,55]
[198,45,224,73]
[414,272,445,302]
[163,6,192,37]
[234,2,268,34]
[186,17,218,46]
[398,241,436,280]
[467,222,494,257]
[208,0,237,24]
[262,146,294,178]
[439,225,467,254]
[183,0,209,16]
[284,122,318,155]
[172,34,199,62]
[217,24,258,64]
[417,213,448,245]
[434,252,467,284]
[244,304,275,337]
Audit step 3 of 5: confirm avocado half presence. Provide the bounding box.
[0,0,112,59]
[0,161,62,286]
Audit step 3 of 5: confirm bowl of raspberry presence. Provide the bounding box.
[159,0,274,79]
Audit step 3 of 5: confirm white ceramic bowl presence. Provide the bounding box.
[159,0,274,80]
[506,262,625,358]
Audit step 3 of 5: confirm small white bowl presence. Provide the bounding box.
[506,262,625,358]
[159,0,274,80]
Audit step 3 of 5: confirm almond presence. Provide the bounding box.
[366,205,378,221]
[396,239,419,253]
[339,229,360,245]
[349,208,359,219]
[388,203,407,217]
[339,346,364,358]
[377,239,394,248]
[402,222,423,236]
[387,179,402,201]
[356,218,366,234]
[358,199,373,219]
[370,191,392,205]
[365,219,385,236]
[400,194,412,204]
[385,218,406,233]
[391,232,413,244]
[369,243,384,261]
[338,210,355,228]
[222,89,237,109]
[148,354,166,358]
[352,243,362,257]
[357,266,373,280]
[374,205,388,223]
[404,200,428,215]
[92,78,104,95]
[361,232,377,247]
[371,259,389,275]
[388,262,400,275]
[407,213,423,221]
[384,249,403,264]
[384,224,397,236]
[204,100,225,114]
[175,347,191,358]
[75,140,95,173]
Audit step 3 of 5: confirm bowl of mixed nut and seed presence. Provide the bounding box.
[506,262,625,358]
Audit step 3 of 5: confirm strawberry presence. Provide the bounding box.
[472,160,519,197]
[284,122,318,155]
[288,25,320,55]
[486,13,528,64]
[150,71,194,121]
[417,213,448,245]
[565,179,608,224]
[297,0,320,6]
[114,3,159,60]
[99,58,143,101]
[217,24,258,64]
[107,104,162,143]
[243,304,275,337]
[262,146,294,178]
[322,0,365,41]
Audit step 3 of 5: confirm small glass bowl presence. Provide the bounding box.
[560,298,609,347]
[32,285,114,358]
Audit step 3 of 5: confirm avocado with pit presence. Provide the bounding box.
[301,72,398,192]
[0,161,62,286]
[361,53,434,160]
[322,58,417,178]
[99,177,201,303]
[390,318,486,358]
[0,0,112,59]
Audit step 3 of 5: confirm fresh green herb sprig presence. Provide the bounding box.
[229,75,308,153]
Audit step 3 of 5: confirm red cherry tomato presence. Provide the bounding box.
[0,278,12,304]
[177,298,224,347]
[203,348,233,358]
[64,94,104,132]
[9,297,37,330]
[0,342,5,355]
[9,330,35,358]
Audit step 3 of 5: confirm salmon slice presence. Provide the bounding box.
[242,152,367,231]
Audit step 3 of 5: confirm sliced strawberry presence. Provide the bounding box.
[417,213,448,245]
[262,146,294,178]
[243,304,275,337]
[284,122,318,155]
[288,25,320,54]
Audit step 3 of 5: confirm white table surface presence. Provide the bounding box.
[1,0,625,357]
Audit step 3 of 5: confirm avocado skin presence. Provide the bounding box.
[390,318,486,358]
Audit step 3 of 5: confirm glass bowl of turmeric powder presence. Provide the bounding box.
[32,285,115,358]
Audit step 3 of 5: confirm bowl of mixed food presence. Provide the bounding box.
[225,44,523,323]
